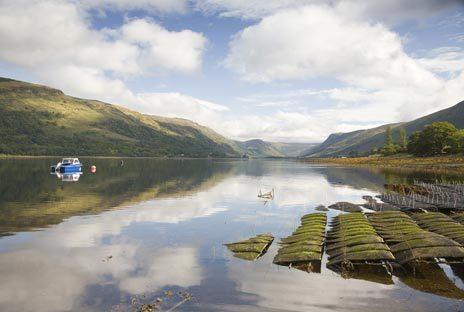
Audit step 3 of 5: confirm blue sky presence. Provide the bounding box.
[1,0,464,142]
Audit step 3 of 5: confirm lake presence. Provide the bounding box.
[0,158,463,312]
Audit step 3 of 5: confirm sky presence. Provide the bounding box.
[0,0,464,143]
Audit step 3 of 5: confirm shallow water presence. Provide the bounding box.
[0,158,463,312]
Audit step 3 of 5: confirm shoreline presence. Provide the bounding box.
[0,154,296,160]
[301,155,464,173]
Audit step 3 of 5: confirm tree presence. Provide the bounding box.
[385,126,393,146]
[407,122,457,156]
[407,131,422,155]
[380,143,398,156]
[399,127,408,151]
[380,125,399,156]
[449,130,464,154]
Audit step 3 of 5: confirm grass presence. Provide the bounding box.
[303,155,464,173]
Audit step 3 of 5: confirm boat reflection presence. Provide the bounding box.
[52,172,83,182]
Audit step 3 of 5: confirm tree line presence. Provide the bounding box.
[379,122,464,157]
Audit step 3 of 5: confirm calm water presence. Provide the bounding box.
[0,158,463,312]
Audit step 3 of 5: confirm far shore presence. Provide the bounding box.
[0,154,294,160]
[302,155,464,173]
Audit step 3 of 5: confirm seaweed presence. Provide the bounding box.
[328,243,391,259]
[395,246,464,264]
[225,233,274,261]
[274,251,322,264]
[315,205,329,212]
[273,213,327,267]
[326,235,385,250]
[411,212,464,245]
[325,213,393,271]
[328,202,363,212]
[367,211,464,264]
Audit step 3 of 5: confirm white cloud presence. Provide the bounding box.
[222,4,464,140]
[195,0,312,19]
[418,47,464,74]
[225,5,437,86]
[195,0,460,24]
[77,0,188,14]
[0,0,206,102]
[121,18,206,73]
[136,92,229,128]
[0,0,463,144]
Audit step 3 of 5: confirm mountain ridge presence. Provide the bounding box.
[305,101,464,157]
[0,77,313,158]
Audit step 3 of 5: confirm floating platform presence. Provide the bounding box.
[367,211,464,264]
[273,212,327,270]
[452,212,464,224]
[225,233,274,261]
[326,213,394,269]
[411,212,464,245]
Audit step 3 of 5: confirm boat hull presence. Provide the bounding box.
[59,165,82,173]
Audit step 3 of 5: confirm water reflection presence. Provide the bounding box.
[52,172,83,182]
[0,158,234,235]
[0,159,463,311]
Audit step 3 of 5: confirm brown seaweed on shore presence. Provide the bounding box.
[384,184,430,196]
[362,196,399,211]
[315,205,329,212]
[328,202,362,212]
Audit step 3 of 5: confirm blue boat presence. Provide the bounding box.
[51,158,82,173]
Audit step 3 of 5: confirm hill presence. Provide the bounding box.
[305,100,464,157]
[0,77,242,157]
[0,77,315,158]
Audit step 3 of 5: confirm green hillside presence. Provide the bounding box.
[0,77,316,158]
[306,100,464,157]
[0,77,243,157]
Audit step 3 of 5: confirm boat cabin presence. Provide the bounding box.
[62,158,80,165]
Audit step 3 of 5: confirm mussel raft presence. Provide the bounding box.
[326,213,394,268]
[367,211,464,264]
[273,213,327,268]
[411,212,464,245]
[225,210,464,272]
[225,234,274,261]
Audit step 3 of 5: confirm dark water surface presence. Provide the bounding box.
[0,158,463,312]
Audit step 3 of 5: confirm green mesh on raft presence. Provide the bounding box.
[325,213,392,267]
[367,211,464,264]
[225,233,274,261]
[273,213,327,265]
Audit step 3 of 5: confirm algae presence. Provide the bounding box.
[225,233,274,261]
[273,213,327,267]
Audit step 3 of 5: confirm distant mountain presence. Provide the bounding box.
[305,100,464,157]
[0,77,314,158]
[236,139,317,158]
